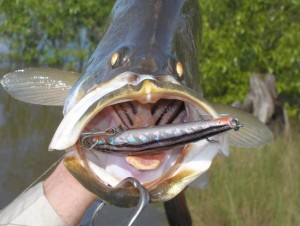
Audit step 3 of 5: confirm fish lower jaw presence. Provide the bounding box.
[63,138,223,206]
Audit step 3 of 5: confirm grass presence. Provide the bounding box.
[186,122,300,226]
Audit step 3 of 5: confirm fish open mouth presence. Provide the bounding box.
[49,72,225,206]
[85,99,186,171]
[80,98,201,187]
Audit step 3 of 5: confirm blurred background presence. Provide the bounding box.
[0,0,299,225]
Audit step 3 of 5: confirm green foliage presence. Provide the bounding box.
[0,0,113,69]
[198,0,300,116]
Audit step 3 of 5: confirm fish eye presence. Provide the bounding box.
[110,52,119,67]
[110,47,131,68]
[176,61,183,79]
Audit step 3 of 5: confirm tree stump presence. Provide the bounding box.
[241,73,289,135]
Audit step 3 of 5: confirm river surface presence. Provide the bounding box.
[0,69,168,225]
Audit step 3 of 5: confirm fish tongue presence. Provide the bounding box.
[126,153,165,170]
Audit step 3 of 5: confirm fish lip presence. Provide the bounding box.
[50,73,221,205]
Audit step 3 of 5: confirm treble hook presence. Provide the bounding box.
[90,201,106,226]
[81,127,123,150]
[119,178,150,226]
[91,177,150,226]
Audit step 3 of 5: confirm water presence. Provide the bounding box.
[0,80,63,207]
[0,69,168,225]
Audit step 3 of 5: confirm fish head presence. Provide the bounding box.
[48,0,263,207]
[51,0,224,205]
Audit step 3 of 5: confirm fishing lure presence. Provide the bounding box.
[81,117,242,155]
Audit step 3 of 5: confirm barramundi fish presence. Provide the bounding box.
[1,0,272,209]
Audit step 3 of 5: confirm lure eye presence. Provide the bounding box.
[176,61,183,79]
[110,52,119,67]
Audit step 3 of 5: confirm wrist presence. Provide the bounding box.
[44,160,96,226]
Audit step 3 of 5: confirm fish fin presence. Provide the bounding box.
[218,134,230,157]
[1,68,79,106]
[189,172,209,189]
[210,102,273,148]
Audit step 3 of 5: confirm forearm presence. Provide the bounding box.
[44,160,97,226]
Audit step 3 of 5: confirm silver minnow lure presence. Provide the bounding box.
[81,117,242,155]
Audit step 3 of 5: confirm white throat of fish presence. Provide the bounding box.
[50,72,228,188]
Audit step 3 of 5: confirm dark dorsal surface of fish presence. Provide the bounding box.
[65,0,202,112]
